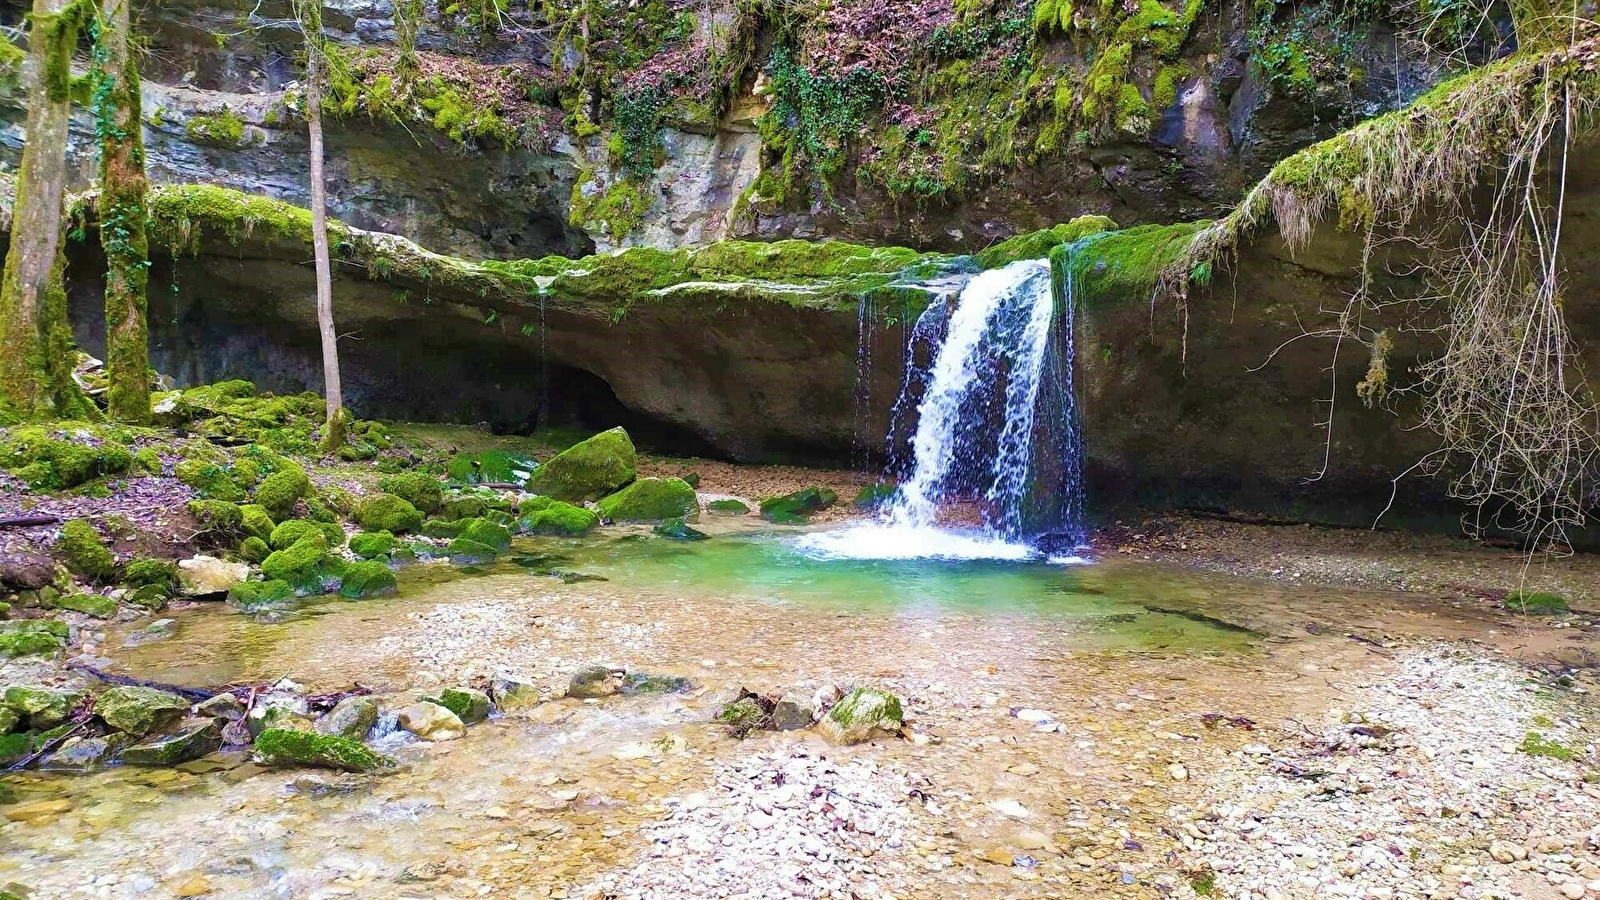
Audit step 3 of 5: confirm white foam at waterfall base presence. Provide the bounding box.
[798,259,1088,564]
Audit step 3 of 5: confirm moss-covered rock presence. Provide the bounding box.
[597,477,696,523]
[238,504,276,542]
[439,491,513,521]
[436,686,490,724]
[254,465,312,519]
[226,578,296,611]
[52,593,118,618]
[123,558,177,590]
[348,530,400,559]
[260,534,345,594]
[131,447,162,474]
[818,687,904,744]
[355,493,424,534]
[238,536,270,564]
[1504,591,1569,615]
[4,685,81,728]
[56,520,116,581]
[760,486,839,524]
[423,517,468,539]
[653,518,708,541]
[122,718,223,765]
[525,427,637,501]
[1,427,133,489]
[519,501,599,536]
[707,498,750,515]
[0,620,68,658]
[269,518,344,551]
[377,472,443,514]
[186,499,244,539]
[316,695,379,740]
[445,451,538,487]
[253,728,396,772]
[852,482,899,510]
[457,518,513,553]
[175,458,248,501]
[337,561,397,600]
[446,536,499,564]
[94,685,190,737]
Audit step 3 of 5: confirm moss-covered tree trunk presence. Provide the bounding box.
[297,0,345,450]
[0,0,94,419]
[95,0,152,424]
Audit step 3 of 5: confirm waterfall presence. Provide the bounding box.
[800,258,1086,562]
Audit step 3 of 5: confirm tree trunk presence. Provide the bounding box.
[96,0,152,424]
[302,18,345,451]
[0,0,95,419]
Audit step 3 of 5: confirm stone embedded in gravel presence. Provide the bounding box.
[253,728,396,773]
[94,686,190,737]
[818,686,905,744]
[397,701,466,741]
[771,690,818,730]
[489,673,540,712]
[317,696,379,740]
[194,692,246,721]
[176,556,252,596]
[568,665,624,699]
[123,718,223,765]
[436,687,490,724]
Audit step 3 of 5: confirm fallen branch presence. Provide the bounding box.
[6,718,88,771]
[0,515,62,528]
[66,661,218,702]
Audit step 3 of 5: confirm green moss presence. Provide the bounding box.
[1504,591,1568,615]
[239,536,270,563]
[260,533,345,594]
[436,686,489,723]
[0,621,68,658]
[174,457,247,501]
[131,447,161,474]
[122,557,176,589]
[94,685,188,736]
[569,174,652,239]
[443,452,534,488]
[239,504,276,542]
[378,471,444,512]
[597,477,696,523]
[57,519,116,580]
[707,498,749,515]
[52,592,117,618]
[269,518,343,551]
[852,482,900,510]
[1518,731,1576,760]
[653,517,708,541]
[253,728,396,772]
[457,517,513,552]
[185,108,246,146]
[526,427,637,501]
[356,493,424,534]
[1055,220,1211,307]
[759,486,838,524]
[349,530,400,559]
[254,465,311,520]
[422,517,468,539]
[519,501,599,536]
[338,560,397,599]
[186,499,244,540]
[227,578,296,611]
[973,216,1121,269]
[1,427,132,489]
[446,536,499,564]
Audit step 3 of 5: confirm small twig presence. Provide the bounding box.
[7,718,88,771]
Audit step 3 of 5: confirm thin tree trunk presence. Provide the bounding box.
[0,0,94,418]
[301,11,345,450]
[96,0,152,424]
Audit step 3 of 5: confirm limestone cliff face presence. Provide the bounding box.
[1,0,1457,257]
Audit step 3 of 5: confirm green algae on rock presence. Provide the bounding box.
[525,427,638,501]
[707,498,750,515]
[226,578,296,611]
[51,593,117,618]
[348,530,400,559]
[377,471,444,513]
[253,728,397,773]
[436,686,490,724]
[355,493,424,534]
[444,450,537,487]
[56,520,116,581]
[4,685,81,728]
[0,620,68,658]
[122,718,223,765]
[597,477,696,523]
[653,517,708,541]
[760,486,839,524]
[518,501,599,536]
[818,687,905,745]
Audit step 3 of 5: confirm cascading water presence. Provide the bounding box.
[799,258,1087,562]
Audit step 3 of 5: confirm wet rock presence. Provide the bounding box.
[51,593,118,619]
[568,665,625,699]
[4,686,83,729]
[317,696,379,740]
[253,728,397,772]
[772,690,819,730]
[489,673,540,712]
[42,735,123,771]
[597,478,697,523]
[3,798,72,824]
[0,706,18,734]
[245,695,311,738]
[621,672,696,695]
[123,718,224,765]
[124,618,177,646]
[176,556,252,596]
[435,687,490,724]
[525,427,638,501]
[337,560,398,599]
[397,701,466,741]
[195,692,246,721]
[653,517,709,541]
[0,550,57,591]
[759,486,838,524]
[818,686,905,745]
[95,686,190,737]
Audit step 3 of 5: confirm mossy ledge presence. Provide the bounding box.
[67,184,976,324]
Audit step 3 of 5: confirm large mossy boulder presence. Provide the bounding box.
[226,578,296,611]
[0,620,67,658]
[518,501,599,536]
[254,465,312,520]
[457,518,513,553]
[94,686,190,737]
[525,427,637,501]
[260,533,345,594]
[348,530,400,559]
[4,685,82,728]
[1,427,132,489]
[355,493,424,534]
[253,728,396,772]
[269,518,344,551]
[596,477,696,523]
[378,472,444,514]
